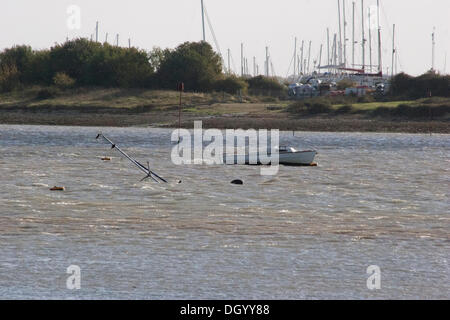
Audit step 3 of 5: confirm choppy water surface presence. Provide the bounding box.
[0,125,448,299]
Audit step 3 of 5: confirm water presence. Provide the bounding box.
[0,125,448,299]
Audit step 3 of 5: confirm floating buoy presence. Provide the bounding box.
[231,179,243,185]
[101,157,111,161]
[50,186,65,191]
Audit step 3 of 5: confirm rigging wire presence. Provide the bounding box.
[203,3,225,68]
[285,52,295,79]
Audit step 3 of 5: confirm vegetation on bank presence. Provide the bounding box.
[0,38,448,123]
[286,96,450,119]
[0,39,285,96]
[390,72,450,99]
[1,84,448,121]
[286,72,450,118]
[0,86,280,111]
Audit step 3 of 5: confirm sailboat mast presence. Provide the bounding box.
[444,52,447,74]
[319,44,323,70]
[333,34,337,73]
[377,0,383,74]
[368,7,372,73]
[361,0,365,72]
[95,21,99,42]
[338,0,343,65]
[392,24,396,77]
[227,48,231,74]
[241,43,244,77]
[343,0,347,68]
[432,27,436,72]
[201,0,206,41]
[307,41,312,74]
[327,29,330,72]
[294,37,297,78]
[352,1,355,68]
[301,40,305,74]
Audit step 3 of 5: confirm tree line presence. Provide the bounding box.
[0,39,285,95]
[390,72,450,99]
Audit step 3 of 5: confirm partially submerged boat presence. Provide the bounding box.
[225,146,317,166]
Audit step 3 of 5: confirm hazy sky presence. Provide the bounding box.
[1,0,449,76]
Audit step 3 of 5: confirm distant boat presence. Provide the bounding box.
[276,147,317,166]
[225,146,317,166]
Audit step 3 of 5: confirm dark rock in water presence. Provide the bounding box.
[231,179,243,185]
[177,180,182,184]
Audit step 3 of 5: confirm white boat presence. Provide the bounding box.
[276,146,317,166]
[224,146,317,166]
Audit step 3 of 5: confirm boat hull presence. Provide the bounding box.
[224,151,317,166]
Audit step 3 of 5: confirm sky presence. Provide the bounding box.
[1,0,449,76]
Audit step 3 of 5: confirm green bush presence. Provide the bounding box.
[357,95,375,103]
[0,45,34,84]
[0,63,20,92]
[49,39,154,87]
[372,106,391,117]
[213,76,248,94]
[157,41,222,91]
[335,105,354,114]
[286,101,307,113]
[246,76,286,96]
[287,99,332,114]
[306,102,332,114]
[27,50,52,85]
[36,87,60,100]
[390,72,450,98]
[53,72,75,89]
[372,104,450,118]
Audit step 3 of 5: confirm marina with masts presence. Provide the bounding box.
[197,0,395,98]
[80,0,442,99]
[286,0,393,98]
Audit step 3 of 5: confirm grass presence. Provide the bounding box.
[335,100,414,111]
[287,95,450,119]
[0,86,249,110]
[334,98,450,111]
[1,86,449,127]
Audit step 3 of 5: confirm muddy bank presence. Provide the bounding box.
[0,107,448,133]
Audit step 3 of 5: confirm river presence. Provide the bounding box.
[0,125,448,299]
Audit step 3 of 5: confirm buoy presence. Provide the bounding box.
[50,186,65,191]
[310,163,318,167]
[231,179,243,185]
[101,157,111,161]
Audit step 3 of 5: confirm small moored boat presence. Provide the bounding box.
[276,146,317,166]
[225,146,317,166]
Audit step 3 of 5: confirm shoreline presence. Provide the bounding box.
[1,87,448,133]
[1,108,448,133]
